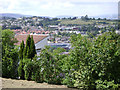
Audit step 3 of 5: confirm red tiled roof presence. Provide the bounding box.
[15,34,48,45]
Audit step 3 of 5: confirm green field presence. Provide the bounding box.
[59,19,117,25]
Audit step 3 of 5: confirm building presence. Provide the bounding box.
[15,34,49,55]
[48,43,71,51]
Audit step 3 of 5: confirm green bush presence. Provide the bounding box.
[63,31,120,89]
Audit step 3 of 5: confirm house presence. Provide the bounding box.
[15,34,49,55]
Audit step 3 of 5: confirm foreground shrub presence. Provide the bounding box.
[62,31,120,89]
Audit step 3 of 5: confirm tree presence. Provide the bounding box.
[2,29,19,78]
[26,46,31,58]
[98,18,101,20]
[23,35,36,59]
[30,36,36,59]
[23,35,31,58]
[19,40,25,59]
[64,31,120,89]
[18,40,25,79]
[103,18,106,20]
[81,15,89,21]
[93,18,95,20]
[81,16,84,20]
[52,18,59,21]
[71,17,77,20]
[18,35,36,80]
[85,15,89,20]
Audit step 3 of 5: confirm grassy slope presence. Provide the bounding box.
[59,19,116,25]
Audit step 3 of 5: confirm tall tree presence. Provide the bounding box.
[19,40,25,59]
[30,36,36,59]
[18,40,25,79]
[23,35,31,58]
[23,35,36,59]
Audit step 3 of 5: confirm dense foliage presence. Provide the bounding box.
[65,31,120,89]
[2,29,120,89]
[2,29,19,78]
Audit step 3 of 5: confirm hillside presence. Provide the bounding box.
[0,13,32,18]
[59,19,116,25]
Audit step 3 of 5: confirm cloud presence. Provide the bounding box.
[0,0,118,17]
[40,1,74,9]
[66,0,119,2]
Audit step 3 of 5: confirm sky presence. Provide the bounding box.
[0,0,119,17]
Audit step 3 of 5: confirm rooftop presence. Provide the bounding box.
[15,34,48,45]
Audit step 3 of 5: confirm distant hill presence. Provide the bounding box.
[0,13,52,19]
[0,13,117,19]
[0,13,32,18]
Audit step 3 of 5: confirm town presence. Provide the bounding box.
[1,15,119,50]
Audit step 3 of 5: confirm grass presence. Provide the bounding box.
[60,19,93,25]
[59,19,117,25]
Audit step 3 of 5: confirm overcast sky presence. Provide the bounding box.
[0,0,119,17]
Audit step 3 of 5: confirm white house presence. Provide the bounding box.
[15,34,49,56]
